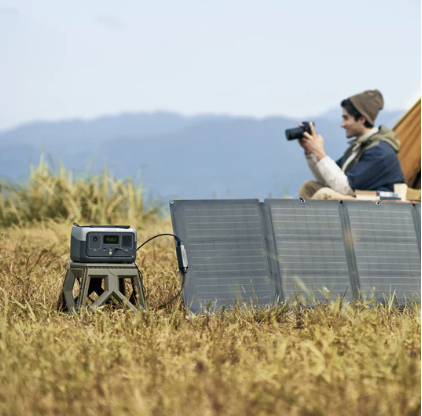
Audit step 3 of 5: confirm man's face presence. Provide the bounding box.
[341,108,365,138]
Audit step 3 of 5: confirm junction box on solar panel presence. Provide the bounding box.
[70,225,137,263]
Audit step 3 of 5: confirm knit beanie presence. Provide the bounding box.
[349,90,384,126]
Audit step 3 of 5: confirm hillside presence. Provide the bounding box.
[0,110,402,199]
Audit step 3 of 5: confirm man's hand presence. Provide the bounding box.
[298,134,311,155]
[299,122,327,160]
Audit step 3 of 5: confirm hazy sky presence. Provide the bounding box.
[0,0,420,130]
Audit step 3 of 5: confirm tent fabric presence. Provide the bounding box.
[393,98,421,189]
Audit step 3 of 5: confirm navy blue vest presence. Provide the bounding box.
[336,141,404,191]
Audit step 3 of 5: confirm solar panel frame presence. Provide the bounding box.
[343,200,421,302]
[265,199,355,303]
[412,203,421,253]
[260,202,284,302]
[170,199,281,313]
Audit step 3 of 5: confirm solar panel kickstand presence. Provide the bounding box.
[58,262,145,312]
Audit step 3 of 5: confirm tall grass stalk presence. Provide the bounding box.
[0,155,159,227]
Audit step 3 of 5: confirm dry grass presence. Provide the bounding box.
[0,155,160,227]
[0,223,420,416]
[0,164,420,415]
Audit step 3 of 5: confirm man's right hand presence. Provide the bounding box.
[297,123,312,155]
[298,137,312,155]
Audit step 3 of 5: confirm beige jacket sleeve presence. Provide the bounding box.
[305,153,327,185]
[316,156,354,195]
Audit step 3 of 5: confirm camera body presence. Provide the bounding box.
[70,225,137,263]
[285,121,315,141]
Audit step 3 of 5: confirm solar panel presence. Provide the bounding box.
[171,199,421,311]
[265,199,353,302]
[170,200,280,313]
[344,201,421,302]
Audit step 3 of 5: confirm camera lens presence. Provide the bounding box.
[285,126,305,140]
[285,121,315,141]
[93,236,98,242]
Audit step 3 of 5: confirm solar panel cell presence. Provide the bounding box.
[170,200,279,312]
[344,201,421,302]
[266,199,353,302]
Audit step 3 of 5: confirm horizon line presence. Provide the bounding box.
[0,106,406,134]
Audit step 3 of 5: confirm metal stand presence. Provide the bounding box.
[58,261,145,312]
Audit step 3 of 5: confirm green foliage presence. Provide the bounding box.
[0,155,159,227]
[0,224,420,416]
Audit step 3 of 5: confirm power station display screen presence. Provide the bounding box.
[103,235,119,244]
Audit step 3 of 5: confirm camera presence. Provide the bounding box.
[285,121,315,141]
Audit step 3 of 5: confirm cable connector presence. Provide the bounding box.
[176,243,188,274]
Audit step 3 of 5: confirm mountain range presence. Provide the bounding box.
[0,109,403,201]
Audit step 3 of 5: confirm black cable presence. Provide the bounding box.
[136,233,183,251]
[115,232,187,309]
[156,273,185,309]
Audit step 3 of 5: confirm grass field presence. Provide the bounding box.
[0,164,420,415]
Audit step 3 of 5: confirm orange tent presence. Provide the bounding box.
[394,98,421,189]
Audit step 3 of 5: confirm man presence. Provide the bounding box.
[299,90,404,200]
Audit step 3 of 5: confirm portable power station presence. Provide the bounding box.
[70,225,137,263]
